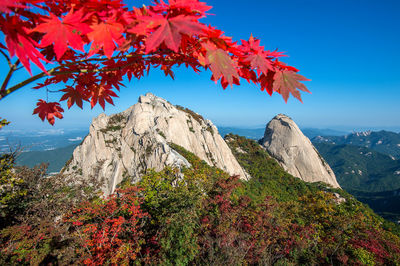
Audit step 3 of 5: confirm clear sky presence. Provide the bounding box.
[1,0,400,132]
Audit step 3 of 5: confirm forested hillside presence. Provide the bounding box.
[350,188,400,222]
[314,142,400,222]
[314,142,400,192]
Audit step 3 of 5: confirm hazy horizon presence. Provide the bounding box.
[2,119,400,134]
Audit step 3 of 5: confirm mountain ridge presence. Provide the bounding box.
[63,93,249,194]
[312,130,400,159]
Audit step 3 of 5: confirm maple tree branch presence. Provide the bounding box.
[1,60,20,97]
[53,61,143,75]
[57,53,151,69]
[0,56,134,101]
[52,56,196,76]
[0,50,11,68]
[0,67,48,101]
[0,52,194,101]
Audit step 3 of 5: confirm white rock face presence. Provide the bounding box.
[63,93,249,194]
[261,114,340,188]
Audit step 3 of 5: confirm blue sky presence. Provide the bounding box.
[1,0,400,131]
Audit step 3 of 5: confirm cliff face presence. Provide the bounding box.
[261,114,340,188]
[63,93,249,194]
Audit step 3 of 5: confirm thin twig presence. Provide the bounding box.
[0,60,20,94]
[0,67,48,100]
[0,49,11,68]
[76,227,93,257]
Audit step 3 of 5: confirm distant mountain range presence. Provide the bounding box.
[312,130,400,159]
[301,128,349,138]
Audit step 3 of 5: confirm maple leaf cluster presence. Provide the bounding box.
[0,0,310,125]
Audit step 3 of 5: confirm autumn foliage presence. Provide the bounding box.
[0,0,310,125]
[64,187,149,265]
[1,143,400,265]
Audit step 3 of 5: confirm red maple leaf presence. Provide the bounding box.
[244,54,273,76]
[88,85,118,110]
[240,35,277,75]
[136,15,205,53]
[241,35,286,58]
[66,0,126,11]
[239,67,257,84]
[0,0,27,13]
[87,19,124,58]
[218,75,240,89]
[258,71,275,96]
[203,25,235,51]
[203,42,239,86]
[1,16,48,75]
[168,0,212,17]
[33,99,64,125]
[273,70,311,102]
[241,34,264,53]
[33,9,92,60]
[60,86,88,109]
[274,60,299,72]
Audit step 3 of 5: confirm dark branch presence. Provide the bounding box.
[0,49,11,68]
[0,60,20,97]
[0,52,196,101]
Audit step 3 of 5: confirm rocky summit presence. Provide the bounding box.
[261,114,340,188]
[63,93,249,194]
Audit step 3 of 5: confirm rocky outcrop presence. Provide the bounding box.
[261,114,340,188]
[63,93,249,195]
